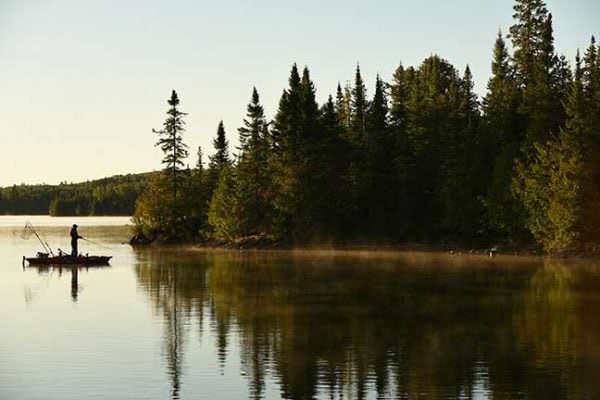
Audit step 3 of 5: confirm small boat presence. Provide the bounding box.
[24,252,112,266]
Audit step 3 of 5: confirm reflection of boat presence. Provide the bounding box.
[23,253,112,266]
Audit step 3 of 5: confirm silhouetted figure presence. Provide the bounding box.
[70,224,83,256]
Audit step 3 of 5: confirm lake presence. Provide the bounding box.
[1,216,599,399]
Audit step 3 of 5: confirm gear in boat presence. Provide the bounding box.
[24,252,112,266]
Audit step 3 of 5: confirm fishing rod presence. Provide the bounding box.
[23,222,55,256]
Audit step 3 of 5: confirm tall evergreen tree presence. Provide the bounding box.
[514,53,586,252]
[236,88,273,235]
[509,0,550,88]
[335,82,351,129]
[153,90,189,202]
[271,64,306,239]
[209,121,231,177]
[238,87,266,153]
[482,31,526,239]
[350,64,368,146]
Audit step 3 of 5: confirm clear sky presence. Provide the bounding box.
[0,0,598,186]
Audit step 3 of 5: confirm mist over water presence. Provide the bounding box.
[1,217,599,399]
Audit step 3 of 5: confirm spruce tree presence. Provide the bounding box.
[365,74,392,234]
[153,90,189,202]
[236,88,273,235]
[350,64,368,146]
[335,83,350,129]
[300,66,320,139]
[482,31,526,239]
[209,121,230,174]
[389,63,417,237]
[509,0,549,88]
[271,64,305,239]
[238,87,266,153]
[514,53,585,252]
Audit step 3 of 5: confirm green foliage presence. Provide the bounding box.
[116,0,600,252]
[513,133,583,252]
[0,173,149,216]
[513,52,597,253]
[207,166,241,241]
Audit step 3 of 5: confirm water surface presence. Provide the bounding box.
[1,216,599,399]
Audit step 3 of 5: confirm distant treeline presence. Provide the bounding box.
[0,173,151,216]
[135,0,600,253]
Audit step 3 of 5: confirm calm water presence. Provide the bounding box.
[1,217,599,400]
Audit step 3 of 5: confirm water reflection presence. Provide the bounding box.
[134,250,600,399]
[25,265,110,303]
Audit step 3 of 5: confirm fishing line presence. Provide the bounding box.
[81,237,113,250]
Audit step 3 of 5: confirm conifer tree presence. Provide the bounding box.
[300,67,320,139]
[208,166,241,240]
[236,88,273,235]
[509,0,549,87]
[364,74,393,234]
[482,31,526,238]
[153,90,189,202]
[390,64,410,130]
[350,64,368,146]
[238,87,266,153]
[209,121,230,179]
[389,63,417,237]
[335,83,351,129]
[271,64,306,239]
[514,53,585,252]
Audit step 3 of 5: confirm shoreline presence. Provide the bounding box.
[131,235,600,261]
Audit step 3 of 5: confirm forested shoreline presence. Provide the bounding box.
[0,173,150,216]
[133,0,600,253]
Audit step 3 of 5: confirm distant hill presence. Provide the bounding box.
[0,172,154,216]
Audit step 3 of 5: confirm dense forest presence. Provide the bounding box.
[0,173,150,216]
[140,0,596,252]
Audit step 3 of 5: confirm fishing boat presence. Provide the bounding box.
[21,222,112,266]
[24,252,112,266]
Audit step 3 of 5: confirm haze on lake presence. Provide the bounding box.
[1,217,599,399]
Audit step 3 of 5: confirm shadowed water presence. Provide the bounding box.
[1,217,599,399]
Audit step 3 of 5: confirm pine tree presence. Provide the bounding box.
[238,87,266,153]
[389,63,417,238]
[335,83,351,129]
[153,90,189,202]
[236,88,273,235]
[270,64,306,239]
[350,64,368,146]
[509,0,550,88]
[390,63,410,130]
[364,74,392,234]
[482,31,526,239]
[581,37,600,248]
[209,121,230,178]
[300,66,320,140]
[583,36,600,141]
[513,53,586,252]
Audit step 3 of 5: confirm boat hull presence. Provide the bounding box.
[25,255,112,266]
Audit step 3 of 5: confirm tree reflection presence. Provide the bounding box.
[134,250,600,399]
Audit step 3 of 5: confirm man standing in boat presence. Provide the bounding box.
[70,224,84,256]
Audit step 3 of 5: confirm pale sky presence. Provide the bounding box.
[0,0,598,186]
